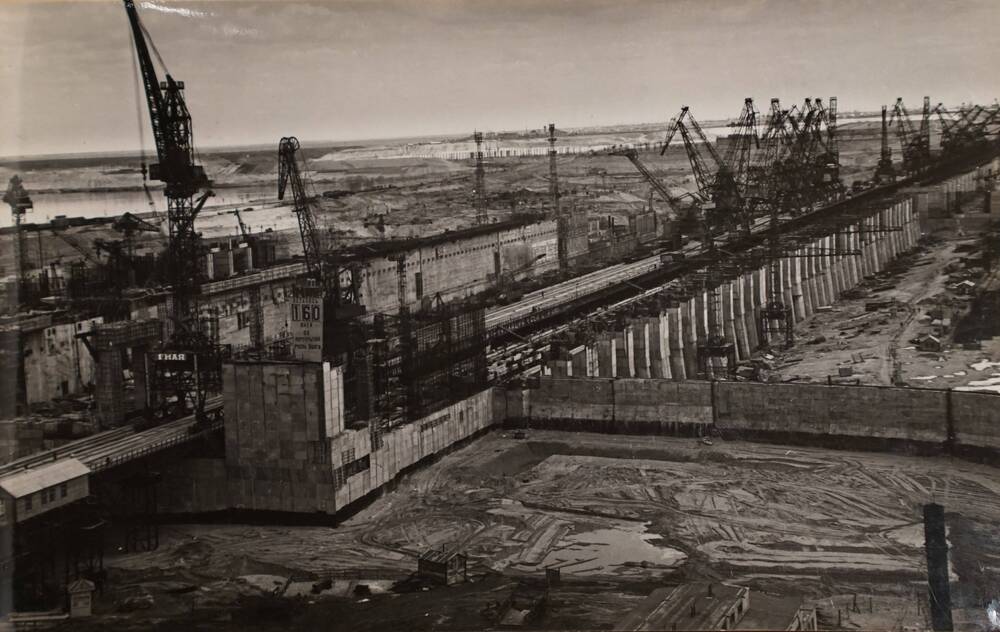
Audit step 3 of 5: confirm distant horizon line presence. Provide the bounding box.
[0,103,969,163]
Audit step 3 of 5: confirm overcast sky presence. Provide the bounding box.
[1,0,999,157]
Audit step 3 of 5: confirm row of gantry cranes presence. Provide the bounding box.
[612,95,1000,250]
[11,0,996,423]
[599,94,998,367]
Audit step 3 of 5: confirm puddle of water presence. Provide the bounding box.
[541,522,687,575]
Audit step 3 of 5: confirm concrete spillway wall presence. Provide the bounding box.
[548,197,922,380]
[502,376,1000,458]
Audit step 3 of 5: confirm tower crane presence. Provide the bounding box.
[123,0,219,420]
[124,0,212,334]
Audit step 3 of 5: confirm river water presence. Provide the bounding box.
[22,184,278,226]
[8,184,301,240]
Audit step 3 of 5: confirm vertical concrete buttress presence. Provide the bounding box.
[667,307,686,380]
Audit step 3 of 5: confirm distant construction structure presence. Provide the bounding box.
[3,176,33,303]
[473,131,487,225]
[547,123,561,217]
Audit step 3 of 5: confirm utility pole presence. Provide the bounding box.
[547,123,560,217]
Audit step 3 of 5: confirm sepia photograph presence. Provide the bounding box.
[0,0,999,629]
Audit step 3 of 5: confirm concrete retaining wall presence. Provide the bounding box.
[714,382,948,444]
[163,373,1000,515]
[504,377,713,435]
[507,377,1000,455]
[952,391,1000,452]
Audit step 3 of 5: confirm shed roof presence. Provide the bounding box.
[616,583,746,631]
[419,549,464,564]
[67,579,95,593]
[0,458,89,499]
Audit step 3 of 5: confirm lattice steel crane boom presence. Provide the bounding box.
[277,136,324,286]
[229,207,250,240]
[608,146,699,242]
[277,137,361,311]
[608,148,692,216]
[660,103,758,235]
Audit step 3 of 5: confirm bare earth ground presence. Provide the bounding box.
[772,231,1000,391]
[71,430,1000,630]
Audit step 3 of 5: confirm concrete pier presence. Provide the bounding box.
[667,307,686,381]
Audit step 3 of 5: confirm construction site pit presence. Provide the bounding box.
[62,430,1000,631]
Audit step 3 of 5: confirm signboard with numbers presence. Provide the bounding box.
[289,287,324,362]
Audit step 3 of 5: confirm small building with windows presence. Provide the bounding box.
[417,549,468,586]
[0,458,91,524]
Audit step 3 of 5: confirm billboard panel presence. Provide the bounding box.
[289,287,324,362]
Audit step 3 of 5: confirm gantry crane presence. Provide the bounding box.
[659,101,759,238]
[945,102,1000,155]
[874,105,897,183]
[889,97,932,174]
[124,0,220,419]
[939,104,989,155]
